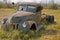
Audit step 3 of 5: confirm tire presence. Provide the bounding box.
[22,22,30,33]
[46,15,54,23]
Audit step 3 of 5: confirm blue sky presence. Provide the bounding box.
[0,0,60,4]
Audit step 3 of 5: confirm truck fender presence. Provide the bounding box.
[26,21,37,28]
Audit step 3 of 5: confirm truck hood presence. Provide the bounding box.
[13,11,34,17]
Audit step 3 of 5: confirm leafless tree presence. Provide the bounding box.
[50,0,58,9]
[3,0,7,3]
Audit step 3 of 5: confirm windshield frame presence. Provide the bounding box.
[18,5,37,13]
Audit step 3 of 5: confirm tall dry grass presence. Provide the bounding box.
[0,9,60,40]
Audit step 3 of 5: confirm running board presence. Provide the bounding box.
[36,25,43,32]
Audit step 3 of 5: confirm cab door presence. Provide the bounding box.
[35,13,41,24]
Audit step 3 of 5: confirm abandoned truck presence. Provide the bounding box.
[1,2,54,32]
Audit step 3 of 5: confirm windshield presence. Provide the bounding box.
[18,5,36,13]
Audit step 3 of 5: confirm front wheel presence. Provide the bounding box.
[22,21,30,33]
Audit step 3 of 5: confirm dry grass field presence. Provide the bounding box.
[0,8,60,40]
[37,9,60,40]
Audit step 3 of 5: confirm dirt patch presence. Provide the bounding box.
[0,12,13,21]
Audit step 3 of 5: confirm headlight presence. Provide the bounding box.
[23,22,27,28]
[1,18,8,24]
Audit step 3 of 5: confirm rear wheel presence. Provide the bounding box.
[46,15,54,23]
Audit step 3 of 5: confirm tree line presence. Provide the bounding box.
[0,0,60,10]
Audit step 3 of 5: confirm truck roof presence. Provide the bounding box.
[19,2,41,6]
